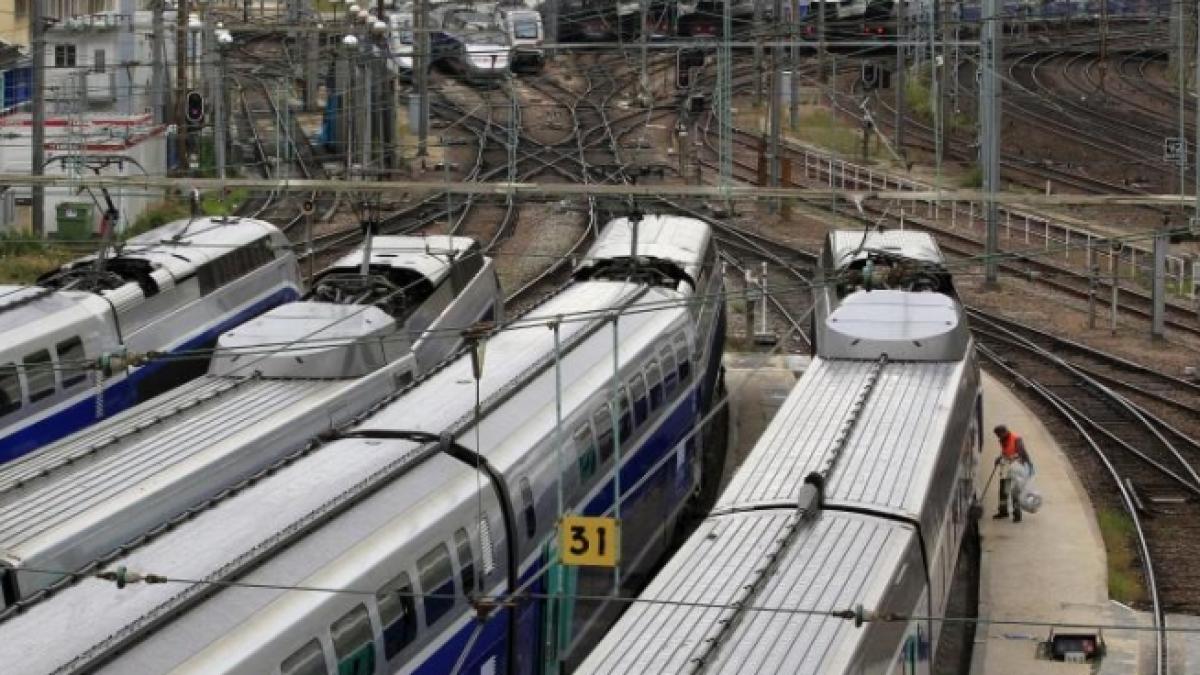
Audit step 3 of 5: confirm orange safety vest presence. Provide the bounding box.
[1000,432,1021,460]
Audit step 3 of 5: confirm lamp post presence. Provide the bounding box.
[215,29,233,182]
[342,34,359,175]
[187,16,203,91]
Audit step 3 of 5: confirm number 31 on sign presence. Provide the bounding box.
[559,516,619,567]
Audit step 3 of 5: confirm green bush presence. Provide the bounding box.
[960,165,983,188]
[1096,508,1144,605]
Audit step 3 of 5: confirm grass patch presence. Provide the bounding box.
[904,66,974,133]
[126,200,190,239]
[125,189,249,239]
[0,233,79,284]
[960,165,983,188]
[201,187,250,217]
[1096,507,1145,605]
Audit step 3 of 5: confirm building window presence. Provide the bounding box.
[15,1,28,20]
[54,45,76,69]
[93,49,105,74]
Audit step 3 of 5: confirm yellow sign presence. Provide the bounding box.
[559,516,619,567]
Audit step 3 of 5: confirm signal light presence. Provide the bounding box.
[186,91,205,125]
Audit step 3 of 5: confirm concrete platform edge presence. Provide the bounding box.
[969,523,993,675]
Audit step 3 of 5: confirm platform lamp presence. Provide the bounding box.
[187,15,204,92]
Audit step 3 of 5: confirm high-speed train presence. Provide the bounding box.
[0,216,301,462]
[0,235,499,608]
[580,229,983,674]
[431,6,513,81]
[0,214,726,675]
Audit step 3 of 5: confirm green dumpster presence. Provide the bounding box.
[55,202,94,240]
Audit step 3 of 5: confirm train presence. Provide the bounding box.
[579,228,984,674]
[0,216,302,462]
[0,235,500,608]
[0,214,726,675]
[431,5,514,81]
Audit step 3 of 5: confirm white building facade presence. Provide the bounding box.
[42,3,178,118]
[0,112,167,235]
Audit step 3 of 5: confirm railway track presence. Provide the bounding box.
[692,99,1200,341]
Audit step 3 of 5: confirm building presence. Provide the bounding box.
[0,1,31,47]
[0,112,167,236]
[42,3,177,117]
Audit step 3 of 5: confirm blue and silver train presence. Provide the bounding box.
[580,229,983,675]
[0,216,301,462]
[0,214,726,675]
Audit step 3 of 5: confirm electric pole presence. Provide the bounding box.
[151,1,166,123]
[768,0,783,212]
[981,0,1001,285]
[895,0,905,151]
[176,0,191,173]
[788,0,798,131]
[415,0,429,160]
[753,0,763,106]
[817,0,827,83]
[31,0,45,236]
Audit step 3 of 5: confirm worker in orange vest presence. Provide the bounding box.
[993,424,1033,522]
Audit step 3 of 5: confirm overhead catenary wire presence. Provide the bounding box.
[12,564,1200,634]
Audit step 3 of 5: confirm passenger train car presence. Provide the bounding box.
[580,229,983,674]
[0,214,725,675]
[0,235,499,608]
[0,216,301,462]
[431,6,513,81]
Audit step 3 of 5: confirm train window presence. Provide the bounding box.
[574,425,597,481]
[617,389,631,441]
[454,528,475,597]
[23,349,55,403]
[56,337,87,388]
[331,604,376,675]
[519,477,536,539]
[674,334,691,382]
[280,638,328,675]
[646,360,663,411]
[0,366,20,417]
[198,237,272,294]
[418,544,455,626]
[377,572,417,659]
[660,347,678,397]
[593,407,613,464]
[628,374,647,426]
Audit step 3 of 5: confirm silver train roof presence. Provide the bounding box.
[716,356,969,519]
[579,511,916,674]
[826,229,945,269]
[581,215,712,284]
[325,235,476,283]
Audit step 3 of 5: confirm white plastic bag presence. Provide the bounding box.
[1020,482,1043,514]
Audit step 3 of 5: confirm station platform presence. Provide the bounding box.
[973,373,1150,674]
[719,353,807,491]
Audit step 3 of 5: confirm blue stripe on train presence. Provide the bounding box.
[0,286,300,464]
[414,379,705,675]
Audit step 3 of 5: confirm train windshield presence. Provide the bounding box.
[834,250,954,299]
[513,19,539,39]
[463,33,504,45]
